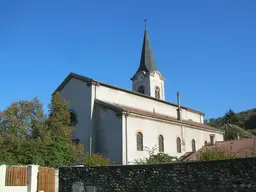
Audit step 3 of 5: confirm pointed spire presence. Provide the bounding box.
[136,27,158,74]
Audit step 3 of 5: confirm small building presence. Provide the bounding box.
[181,138,256,161]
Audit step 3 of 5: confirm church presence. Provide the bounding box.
[54,27,224,164]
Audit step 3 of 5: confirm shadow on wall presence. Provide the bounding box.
[60,157,256,192]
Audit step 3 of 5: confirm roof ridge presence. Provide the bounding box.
[95,99,222,133]
[54,72,205,115]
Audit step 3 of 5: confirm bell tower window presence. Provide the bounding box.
[155,86,160,99]
[138,85,145,94]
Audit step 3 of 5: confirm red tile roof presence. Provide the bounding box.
[182,139,256,161]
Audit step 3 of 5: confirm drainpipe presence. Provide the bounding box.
[177,92,185,151]
[125,111,129,165]
[177,92,182,121]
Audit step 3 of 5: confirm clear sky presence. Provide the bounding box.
[0,0,255,119]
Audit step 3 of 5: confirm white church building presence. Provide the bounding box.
[54,27,224,164]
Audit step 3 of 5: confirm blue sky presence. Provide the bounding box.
[0,0,255,119]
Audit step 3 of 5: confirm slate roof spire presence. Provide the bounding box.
[136,26,158,74]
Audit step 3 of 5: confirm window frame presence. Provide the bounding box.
[155,86,160,99]
[192,139,196,152]
[70,111,78,126]
[138,86,145,94]
[176,137,181,153]
[136,132,143,151]
[158,135,164,152]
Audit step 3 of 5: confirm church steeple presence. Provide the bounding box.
[131,24,165,101]
[136,28,158,74]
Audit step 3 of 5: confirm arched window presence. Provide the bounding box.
[192,139,196,152]
[204,141,208,146]
[137,132,143,151]
[155,86,160,99]
[138,86,145,94]
[176,137,181,153]
[72,139,80,145]
[70,112,77,126]
[158,135,164,152]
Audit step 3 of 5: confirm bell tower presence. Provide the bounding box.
[131,25,165,100]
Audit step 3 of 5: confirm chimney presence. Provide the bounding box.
[177,92,182,120]
[210,134,215,145]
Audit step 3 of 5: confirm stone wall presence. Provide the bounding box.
[59,157,256,192]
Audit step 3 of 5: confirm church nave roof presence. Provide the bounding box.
[95,99,223,133]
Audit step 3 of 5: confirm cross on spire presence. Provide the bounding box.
[144,19,147,29]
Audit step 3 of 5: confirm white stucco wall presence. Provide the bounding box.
[95,84,202,123]
[59,78,93,153]
[123,114,223,164]
[3,186,27,192]
[183,126,224,152]
[58,77,221,165]
[94,104,123,164]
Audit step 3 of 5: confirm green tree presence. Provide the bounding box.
[245,114,256,130]
[135,146,178,164]
[43,93,84,167]
[222,124,256,140]
[197,147,237,161]
[205,108,256,131]
[248,129,256,136]
[0,93,84,167]
[0,98,46,164]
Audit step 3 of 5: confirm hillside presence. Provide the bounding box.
[205,108,256,138]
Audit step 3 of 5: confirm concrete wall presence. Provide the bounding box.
[59,157,256,192]
[60,78,93,153]
[93,104,123,164]
[124,115,223,164]
[0,165,40,192]
[184,126,224,152]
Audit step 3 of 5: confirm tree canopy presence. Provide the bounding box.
[205,108,256,140]
[0,93,84,167]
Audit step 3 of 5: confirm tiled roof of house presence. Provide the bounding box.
[95,99,223,133]
[182,138,256,161]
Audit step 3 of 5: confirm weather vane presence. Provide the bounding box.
[144,18,147,29]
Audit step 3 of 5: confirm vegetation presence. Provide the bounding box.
[197,146,256,161]
[83,153,110,166]
[135,146,178,164]
[0,93,108,167]
[197,147,237,161]
[205,109,256,140]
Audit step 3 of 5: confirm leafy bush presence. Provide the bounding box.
[83,153,110,166]
[197,147,237,161]
[135,146,178,164]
